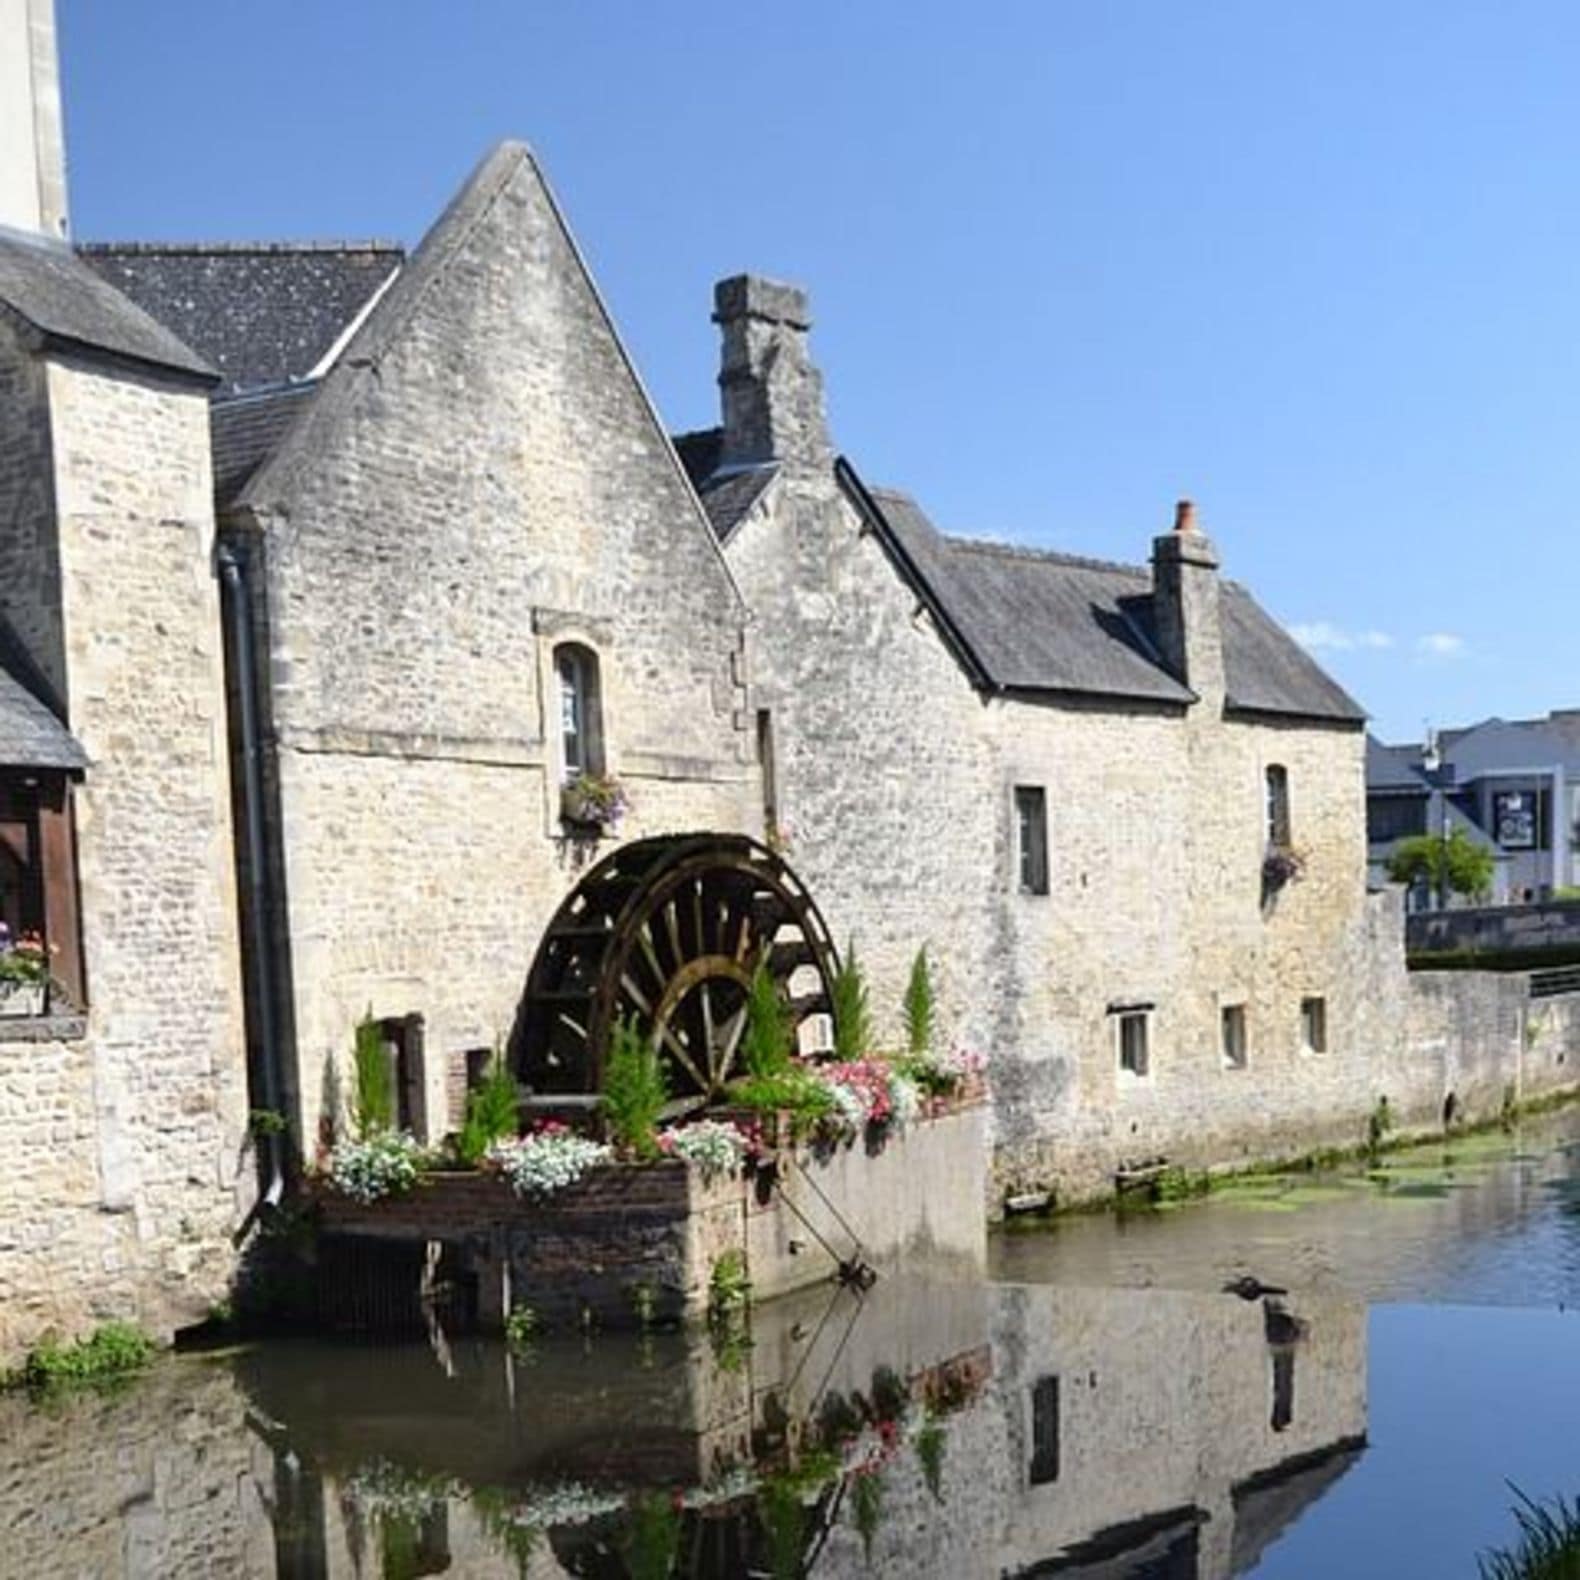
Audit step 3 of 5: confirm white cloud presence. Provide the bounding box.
[1415,632,1467,659]
[1288,621,1394,653]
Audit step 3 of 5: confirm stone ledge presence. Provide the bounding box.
[0,1014,88,1045]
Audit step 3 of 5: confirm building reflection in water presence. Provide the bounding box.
[0,1278,1366,1579]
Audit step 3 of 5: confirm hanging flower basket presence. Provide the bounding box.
[560,773,630,836]
[1262,845,1307,894]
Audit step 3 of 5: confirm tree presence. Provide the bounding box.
[1387,828,1494,903]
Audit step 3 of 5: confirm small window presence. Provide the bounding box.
[0,771,84,1015]
[1221,1004,1248,1070]
[1300,996,1327,1053]
[554,642,604,784]
[1266,764,1291,849]
[1028,1374,1060,1485]
[378,1013,428,1141]
[1115,1009,1150,1077]
[1015,786,1049,895]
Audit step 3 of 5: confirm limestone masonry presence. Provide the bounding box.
[1,0,1577,1366]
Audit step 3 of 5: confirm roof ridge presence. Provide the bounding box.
[944,533,1148,579]
[76,240,405,256]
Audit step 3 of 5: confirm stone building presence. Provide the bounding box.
[680,276,1403,1200]
[0,0,248,1363]
[86,144,758,1153]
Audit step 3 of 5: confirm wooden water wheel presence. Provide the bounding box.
[518,834,839,1112]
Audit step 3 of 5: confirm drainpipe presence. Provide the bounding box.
[217,541,286,1211]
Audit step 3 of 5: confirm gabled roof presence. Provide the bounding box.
[78,241,402,394]
[845,476,1366,722]
[0,225,213,382]
[210,381,319,507]
[0,621,85,771]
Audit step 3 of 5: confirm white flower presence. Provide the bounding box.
[888,1073,921,1131]
[488,1131,612,1199]
[328,1132,425,1203]
[827,1081,867,1138]
[664,1119,748,1181]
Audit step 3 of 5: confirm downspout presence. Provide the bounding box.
[218,540,286,1211]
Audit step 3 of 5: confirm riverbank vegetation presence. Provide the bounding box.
[1479,1488,1580,1579]
[2,1320,154,1393]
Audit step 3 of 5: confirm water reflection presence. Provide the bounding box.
[0,1277,1369,1578]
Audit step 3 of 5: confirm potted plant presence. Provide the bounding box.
[0,926,49,1017]
[560,772,629,836]
[1262,845,1307,895]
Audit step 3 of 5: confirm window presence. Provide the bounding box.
[1114,1007,1150,1077]
[1028,1374,1061,1485]
[1015,786,1049,895]
[1300,996,1327,1053]
[554,642,604,784]
[757,708,779,835]
[1265,764,1291,849]
[377,1013,428,1140]
[0,771,83,1014]
[1367,794,1426,844]
[1221,1003,1248,1070]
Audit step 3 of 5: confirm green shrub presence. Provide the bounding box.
[832,940,872,1062]
[458,1047,520,1165]
[1387,829,1495,902]
[902,946,935,1060]
[352,1012,394,1139]
[620,1492,681,1580]
[742,957,793,1079]
[727,1067,835,1120]
[14,1321,155,1390]
[601,1016,668,1159]
[708,1247,751,1322]
[1479,1487,1580,1579]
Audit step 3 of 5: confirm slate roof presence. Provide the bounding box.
[210,381,318,508]
[78,241,403,393]
[0,225,213,381]
[863,483,1366,722]
[672,426,778,539]
[0,622,85,771]
[1366,735,1427,791]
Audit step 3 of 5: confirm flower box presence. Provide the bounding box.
[0,981,45,1018]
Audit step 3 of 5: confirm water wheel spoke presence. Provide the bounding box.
[715,1003,749,1086]
[656,1019,707,1091]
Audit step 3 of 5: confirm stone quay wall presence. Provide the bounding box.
[308,1099,986,1332]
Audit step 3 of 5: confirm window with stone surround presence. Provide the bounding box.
[1221,1003,1248,1070]
[0,771,83,1015]
[1015,785,1049,895]
[555,641,605,784]
[1112,1004,1151,1078]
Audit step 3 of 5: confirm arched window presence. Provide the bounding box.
[1265,764,1291,849]
[554,642,604,783]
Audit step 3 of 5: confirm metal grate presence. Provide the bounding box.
[1529,965,1580,999]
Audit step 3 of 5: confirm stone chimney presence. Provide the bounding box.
[0,0,69,237]
[1151,499,1225,703]
[713,274,832,473]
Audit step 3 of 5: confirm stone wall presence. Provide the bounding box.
[1407,899,1580,960]
[723,476,998,1053]
[234,144,756,1148]
[308,1101,986,1331]
[0,345,248,1366]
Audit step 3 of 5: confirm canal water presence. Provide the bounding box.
[3,1110,1579,1578]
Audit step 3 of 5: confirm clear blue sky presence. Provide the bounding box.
[58,2,1580,741]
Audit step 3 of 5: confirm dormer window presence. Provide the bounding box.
[555,642,604,784]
